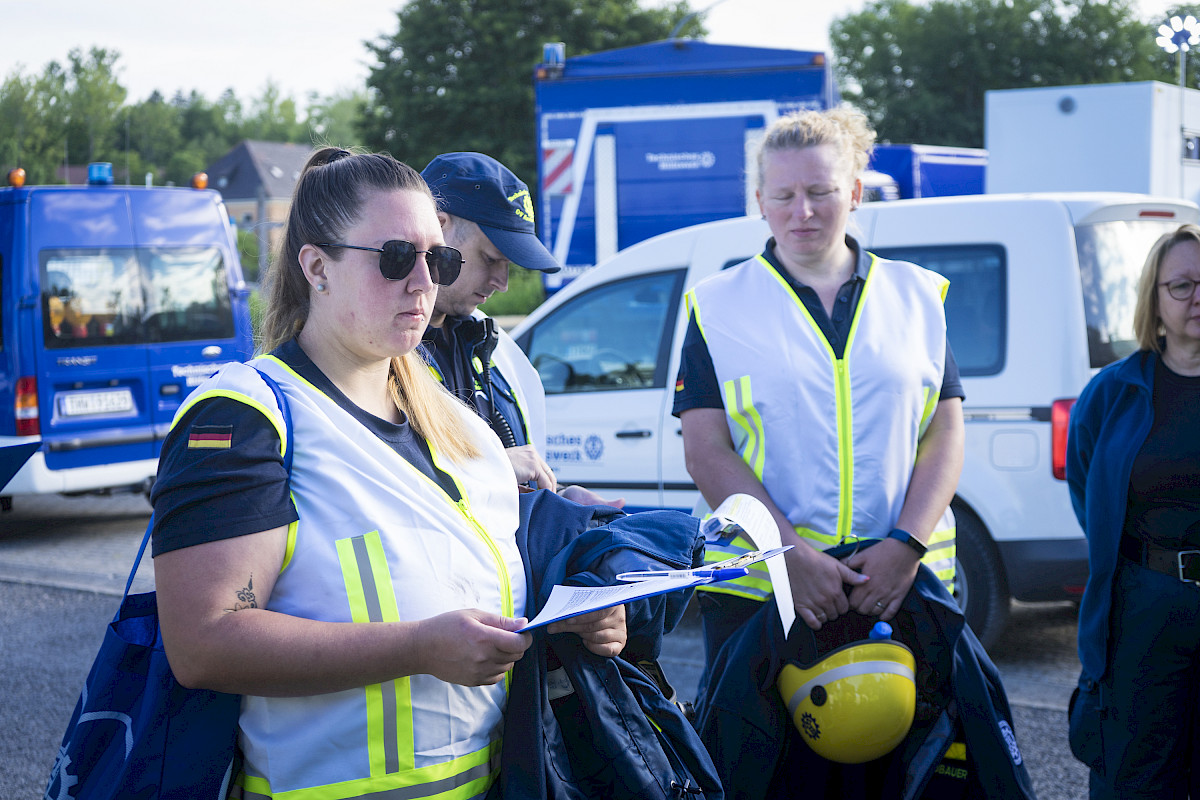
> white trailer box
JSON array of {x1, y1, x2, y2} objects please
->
[{"x1": 985, "y1": 81, "x2": 1200, "y2": 204}]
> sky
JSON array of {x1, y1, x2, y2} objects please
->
[
  {"x1": 1, "y1": 0, "x2": 864, "y2": 106},
  {"x1": 0, "y1": 0, "x2": 1181, "y2": 110}
]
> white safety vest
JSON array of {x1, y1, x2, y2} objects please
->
[
  {"x1": 176, "y1": 357, "x2": 524, "y2": 800},
  {"x1": 688, "y1": 252, "x2": 956, "y2": 598}
]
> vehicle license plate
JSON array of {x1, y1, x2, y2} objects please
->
[{"x1": 60, "y1": 389, "x2": 135, "y2": 417}]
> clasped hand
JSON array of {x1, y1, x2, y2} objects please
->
[{"x1": 790, "y1": 538, "x2": 920, "y2": 630}]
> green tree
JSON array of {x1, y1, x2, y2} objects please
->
[
  {"x1": 125, "y1": 92, "x2": 183, "y2": 182},
  {"x1": 242, "y1": 81, "x2": 307, "y2": 143},
  {"x1": 166, "y1": 89, "x2": 243, "y2": 185},
  {"x1": 361, "y1": 0, "x2": 701, "y2": 181},
  {"x1": 832, "y1": 0, "x2": 1167, "y2": 147},
  {"x1": 0, "y1": 69, "x2": 66, "y2": 183},
  {"x1": 63, "y1": 47, "x2": 128, "y2": 165},
  {"x1": 306, "y1": 88, "x2": 367, "y2": 148}
]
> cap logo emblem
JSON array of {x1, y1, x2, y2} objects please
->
[{"x1": 508, "y1": 189, "x2": 535, "y2": 223}]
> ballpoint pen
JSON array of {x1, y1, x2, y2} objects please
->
[{"x1": 616, "y1": 567, "x2": 750, "y2": 583}]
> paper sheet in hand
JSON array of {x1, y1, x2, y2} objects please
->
[
  {"x1": 708, "y1": 493, "x2": 796, "y2": 634},
  {"x1": 518, "y1": 575, "x2": 707, "y2": 632}
]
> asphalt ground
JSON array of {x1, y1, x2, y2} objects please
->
[{"x1": 0, "y1": 493, "x2": 1087, "y2": 798}]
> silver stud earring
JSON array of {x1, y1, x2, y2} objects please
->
[{"x1": 315, "y1": 282, "x2": 327, "y2": 293}]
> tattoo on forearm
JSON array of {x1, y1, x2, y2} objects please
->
[{"x1": 228, "y1": 574, "x2": 257, "y2": 612}]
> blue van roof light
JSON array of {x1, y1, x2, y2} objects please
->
[{"x1": 87, "y1": 163, "x2": 114, "y2": 185}]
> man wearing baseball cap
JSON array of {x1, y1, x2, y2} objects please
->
[{"x1": 421, "y1": 152, "x2": 623, "y2": 507}]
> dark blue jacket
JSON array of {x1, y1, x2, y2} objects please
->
[
  {"x1": 692, "y1": 541, "x2": 1036, "y2": 800},
  {"x1": 490, "y1": 489, "x2": 723, "y2": 800},
  {"x1": 1066, "y1": 350, "x2": 1157, "y2": 682}
]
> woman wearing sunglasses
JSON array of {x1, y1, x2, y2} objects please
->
[
  {"x1": 148, "y1": 148, "x2": 625, "y2": 799},
  {"x1": 1067, "y1": 223, "x2": 1200, "y2": 799}
]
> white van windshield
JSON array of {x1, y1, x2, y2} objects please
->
[
  {"x1": 41, "y1": 247, "x2": 234, "y2": 348},
  {"x1": 1075, "y1": 220, "x2": 1182, "y2": 368}
]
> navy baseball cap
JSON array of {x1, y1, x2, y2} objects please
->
[{"x1": 421, "y1": 152, "x2": 562, "y2": 274}]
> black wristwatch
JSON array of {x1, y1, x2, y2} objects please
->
[{"x1": 886, "y1": 528, "x2": 928, "y2": 558}]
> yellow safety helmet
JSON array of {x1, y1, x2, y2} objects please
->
[{"x1": 777, "y1": 624, "x2": 916, "y2": 764}]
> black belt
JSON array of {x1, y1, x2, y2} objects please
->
[{"x1": 1119, "y1": 536, "x2": 1200, "y2": 584}]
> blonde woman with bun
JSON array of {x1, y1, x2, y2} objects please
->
[{"x1": 674, "y1": 106, "x2": 965, "y2": 671}]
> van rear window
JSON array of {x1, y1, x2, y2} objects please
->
[
  {"x1": 41, "y1": 247, "x2": 234, "y2": 348},
  {"x1": 1075, "y1": 220, "x2": 1181, "y2": 368}
]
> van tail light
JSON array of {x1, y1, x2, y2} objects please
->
[
  {"x1": 1051, "y1": 398, "x2": 1076, "y2": 481},
  {"x1": 16, "y1": 376, "x2": 40, "y2": 436}
]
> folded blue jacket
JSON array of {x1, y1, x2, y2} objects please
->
[{"x1": 489, "y1": 489, "x2": 723, "y2": 800}]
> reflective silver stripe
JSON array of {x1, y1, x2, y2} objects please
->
[
  {"x1": 786, "y1": 661, "x2": 915, "y2": 718},
  {"x1": 351, "y1": 535, "x2": 401, "y2": 776},
  {"x1": 352, "y1": 536, "x2": 385, "y2": 621},
  {"x1": 924, "y1": 555, "x2": 955, "y2": 574},
  {"x1": 926, "y1": 538, "x2": 954, "y2": 555},
  {"x1": 356, "y1": 759, "x2": 494, "y2": 800},
  {"x1": 232, "y1": 759, "x2": 494, "y2": 800}
]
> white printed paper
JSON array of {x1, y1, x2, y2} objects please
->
[
  {"x1": 518, "y1": 575, "x2": 705, "y2": 632},
  {"x1": 709, "y1": 493, "x2": 796, "y2": 634}
]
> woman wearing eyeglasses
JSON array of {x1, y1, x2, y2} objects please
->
[
  {"x1": 149, "y1": 148, "x2": 625, "y2": 799},
  {"x1": 1067, "y1": 223, "x2": 1200, "y2": 799}
]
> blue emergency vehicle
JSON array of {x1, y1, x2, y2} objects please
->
[{"x1": 0, "y1": 163, "x2": 254, "y2": 508}]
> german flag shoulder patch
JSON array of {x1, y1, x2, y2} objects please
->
[{"x1": 188, "y1": 424, "x2": 233, "y2": 450}]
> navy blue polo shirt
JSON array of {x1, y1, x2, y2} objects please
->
[
  {"x1": 151, "y1": 339, "x2": 455, "y2": 557},
  {"x1": 673, "y1": 235, "x2": 965, "y2": 417}
]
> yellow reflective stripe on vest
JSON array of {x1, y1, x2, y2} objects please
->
[
  {"x1": 833, "y1": 359, "x2": 854, "y2": 542},
  {"x1": 697, "y1": 525, "x2": 956, "y2": 601},
  {"x1": 337, "y1": 533, "x2": 414, "y2": 776},
  {"x1": 424, "y1": 439, "x2": 516, "y2": 623},
  {"x1": 693, "y1": 533, "x2": 775, "y2": 600},
  {"x1": 233, "y1": 741, "x2": 499, "y2": 800},
  {"x1": 925, "y1": 524, "x2": 957, "y2": 592},
  {"x1": 280, "y1": 516, "x2": 299, "y2": 573},
  {"x1": 722, "y1": 376, "x2": 766, "y2": 480}
]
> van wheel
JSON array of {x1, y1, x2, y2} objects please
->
[{"x1": 953, "y1": 509, "x2": 1010, "y2": 651}]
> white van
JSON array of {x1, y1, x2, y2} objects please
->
[{"x1": 511, "y1": 192, "x2": 1199, "y2": 647}]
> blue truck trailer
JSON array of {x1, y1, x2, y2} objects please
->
[
  {"x1": 869, "y1": 143, "x2": 988, "y2": 199},
  {"x1": 533, "y1": 40, "x2": 837, "y2": 289}
]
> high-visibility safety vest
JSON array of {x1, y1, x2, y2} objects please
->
[
  {"x1": 687, "y1": 252, "x2": 956, "y2": 599},
  {"x1": 177, "y1": 357, "x2": 524, "y2": 800}
]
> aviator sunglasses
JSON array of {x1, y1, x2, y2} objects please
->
[{"x1": 315, "y1": 240, "x2": 463, "y2": 286}]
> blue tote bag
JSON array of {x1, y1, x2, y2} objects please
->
[{"x1": 46, "y1": 369, "x2": 292, "y2": 800}]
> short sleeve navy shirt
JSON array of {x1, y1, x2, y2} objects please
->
[
  {"x1": 672, "y1": 236, "x2": 965, "y2": 417},
  {"x1": 151, "y1": 339, "x2": 455, "y2": 556}
]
